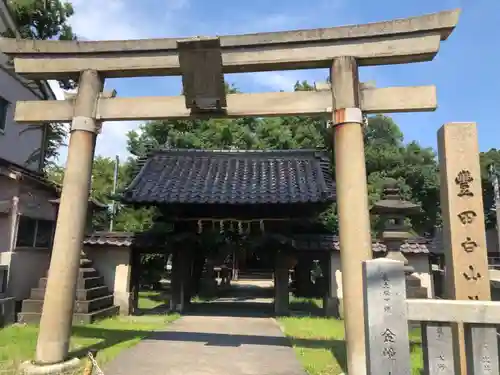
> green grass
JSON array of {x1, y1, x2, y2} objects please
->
[
  {"x1": 279, "y1": 298, "x2": 423, "y2": 375},
  {"x1": 0, "y1": 291, "x2": 179, "y2": 374},
  {"x1": 138, "y1": 290, "x2": 170, "y2": 310}
]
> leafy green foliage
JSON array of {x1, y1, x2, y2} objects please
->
[
  {"x1": 125, "y1": 82, "x2": 445, "y2": 236},
  {"x1": 364, "y1": 115, "x2": 441, "y2": 236},
  {"x1": 6, "y1": 0, "x2": 76, "y2": 40},
  {"x1": 46, "y1": 156, "x2": 155, "y2": 231},
  {"x1": 479, "y1": 148, "x2": 500, "y2": 228},
  {"x1": 6, "y1": 0, "x2": 78, "y2": 168},
  {"x1": 49, "y1": 81, "x2": 498, "y2": 244}
]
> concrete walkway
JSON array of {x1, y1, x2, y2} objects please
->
[{"x1": 104, "y1": 312, "x2": 306, "y2": 375}]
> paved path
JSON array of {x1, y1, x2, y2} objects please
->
[{"x1": 104, "y1": 313, "x2": 306, "y2": 375}]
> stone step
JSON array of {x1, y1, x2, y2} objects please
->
[
  {"x1": 18, "y1": 305, "x2": 119, "y2": 325},
  {"x1": 79, "y1": 268, "x2": 99, "y2": 278},
  {"x1": 38, "y1": 276, "x2": 104, "y2": 290},
  {"x1": 406, "y1": 277, "x2": 423, "y2": 287},
  {"x1": 43, "y1": 268, "x2": 98, "y2": 279},
  {"x1": 80, "y1": 258, "x2": 93, "y2": 267},
  {"x1": 77, "y1": 285, "x2": 110, "y2": 300},
  {"x1": 237, "y1": 272, "x2": 273, "y2": 280},
  {"x1": 30, "y1": 285, "x2": 110, "y2": 301},
  {"x1": 21, "y1": 294, "x2": 114, "y2": 314}
]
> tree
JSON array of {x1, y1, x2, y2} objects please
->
[
  {"x1": 46, "y1": 156, "x2": 154, "y2": 231},
  {"x1": 126, "y1": 83, "x2": 441, "y2": 237},
  {"x1": 127, "y1": 82, "x2": 327, "y2": 156},
  {"x1": 6, "y1": 0, "x2": 76, "y2": 40},
  {"x1": 480, "y1": 148, "x2": 500, "y2": 229},
  {"x1": 5, "y1": 0, "x2": 77, "y2": 168},
  {"x1": 363, "y1": 115, "x2": 440, "y2": 236}
]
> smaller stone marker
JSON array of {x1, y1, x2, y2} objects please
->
[
  {"x1": 422, "y1": 322, "x2": 455, "y2": 375},
  {"x1": 362, "y1": 258, "x2": 411, "y2": 375},
  {"x1": 464, "y1": 324, "x2": 499, "y2": 375}
]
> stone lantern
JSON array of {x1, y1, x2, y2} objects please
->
[
  {"x1": 370, "y1": 179, "x2": 427, "y2": 299},
  {"x1": 370, "y1": 179, "x2": 420, "y2": 270}
]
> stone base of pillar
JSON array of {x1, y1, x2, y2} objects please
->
[
  {"x1": 19, "y1": 358, "x2": 80, "y2": 375},
  {"x1": 114, "y1": 291, "x2": 132, "y2": 316},
  {"x1": 322, "y1": 296, "x2": 340, "y2": 318}
]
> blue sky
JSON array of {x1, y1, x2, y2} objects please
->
[{"x1": 51, "y1": 0, "x2": 498, "y2": 163}]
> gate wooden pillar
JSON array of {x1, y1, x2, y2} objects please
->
[
  {"x1": 35, "y1": 70, "x2": 104, "y2": 365},
  {"x1": 331, "y1": 56, "x2": 373, "y2": 375},
  {"x1": 274, "y1": 251, "x2": 290, "y2": 316}
]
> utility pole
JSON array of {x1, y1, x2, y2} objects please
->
[
  {"x1": 489, "y1": 164, "x2": 500, "y2": 254},
  {"x1": 109, "y1": 155, "x2": 120, "y2": 232}
]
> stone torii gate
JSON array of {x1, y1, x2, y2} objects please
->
[{"x1": 0, "y1": 9, "x2": 460, "y2": 375}]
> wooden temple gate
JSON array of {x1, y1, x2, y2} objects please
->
[{"x1": 0, "y1": 8, "x2": 478, "y2": 375}]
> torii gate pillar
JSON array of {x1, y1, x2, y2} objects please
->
[
  {"x1": 332, "y1": 56, "x2": 373, "y2": 375},
  {"x1": 35, "y1": 70, "x2": 103, "y2": 365}
]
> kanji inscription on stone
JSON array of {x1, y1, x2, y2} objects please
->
[
  {"x1": 462, "y1": 265, "x2": 481, "y2": 281},
  {"x1": 438, "y1": 122, "x2": 494, "y2": 374},
  {"x1": 461, "y1": 237, "x2": 478, "y2": 253},
  {"x1": 422, "y1": 322, "x2": 455, "y2": 375},
  {"x1": 455, "y1": 170, "x2": 474, "y2": 197},
  {"x1": 457, "y1": 210, "x2": 477, "y2": 224},
  {"x1": 464, "y1": 324, "x2": 499, "y2": 375},
  {"x1": 362, "y1": 259, "x2": 411, "y2": 375}
]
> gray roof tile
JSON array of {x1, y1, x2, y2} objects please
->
[{"x1": 122, "y1": 149, "x2": 335, "y2": 205}]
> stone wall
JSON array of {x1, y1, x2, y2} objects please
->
[{"x1": 0, "y1": 248, "x2": 50, "y2": 301}]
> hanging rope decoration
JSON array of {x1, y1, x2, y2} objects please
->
[{"x1": 193, "y1": 219, "x2": 269, "y2": 235}]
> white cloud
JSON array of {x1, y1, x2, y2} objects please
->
[
  {"x1": 69, "y1": 0, "x2": 144, "y2": 40},
  {"x1": 48, "y1": 80, "x2": 141, "y2": 164},
  {"x1": 248, "y1": 72, "x2": 300, "y2": 91},
  {"x1": 94, "y1": 121, "x2": 141, "y2": 160},
  {"x1": 167, "y1": 0, "x2": 190, "y2": 11},
  {"x1": 244, "y1": 70, "x2": 328, "y2": 92},
  {"x1": 50, "y1": 0, "x2": 158, "y2": 164}
]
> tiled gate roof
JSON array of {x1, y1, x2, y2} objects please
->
[{"x1": 122, "y1": 149, "x2": 335, "y2": 205}]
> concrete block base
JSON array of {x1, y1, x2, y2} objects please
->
[
  {"x1": 323, "y1": 296, "x2": 340, "y2": 318},
  {"x1": 19, "y1": 358, "x2": 80, "y2": 375}
]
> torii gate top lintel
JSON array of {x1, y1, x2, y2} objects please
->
[
  {"x1": 1, "y1": 9, "x2": 459, "y2": 54},
  {"x1": 0, "y1": 8, "x2": 460, "y2": 79},
  {"x1": 1, "y1": 8, "x2": 460, "y2": 125}
]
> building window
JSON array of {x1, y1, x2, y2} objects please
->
[
  {"x1": 0, "y1": 97, "x2": 8, "y2": 134},
  {"x1": 16, "y1": 216, "x2": 55, "y2": 248}
]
